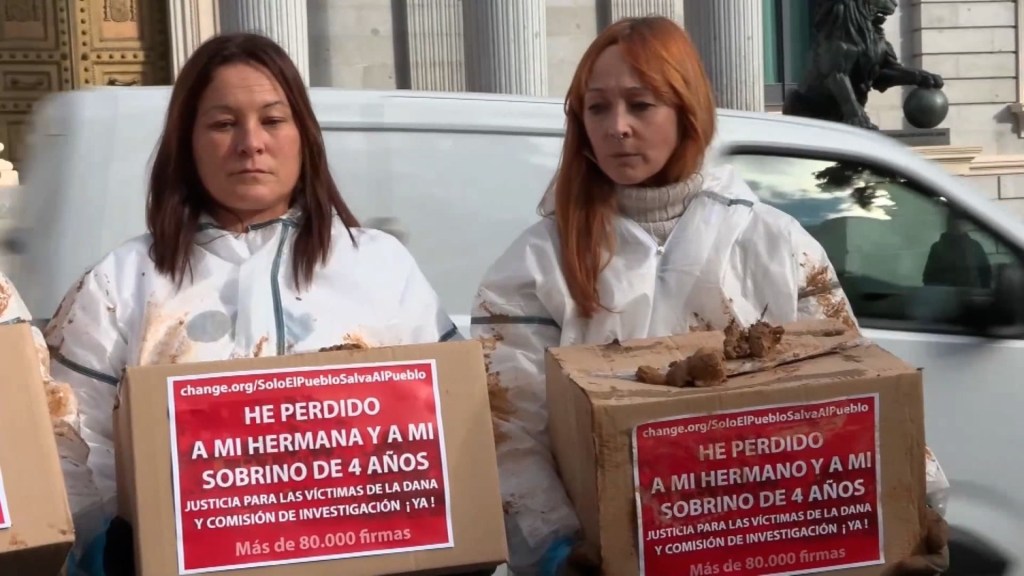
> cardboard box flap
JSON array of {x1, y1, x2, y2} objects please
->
[{"x1": 549, "y1": 319, "x2": 914, "y2": 405}]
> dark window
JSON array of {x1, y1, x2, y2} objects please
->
[
  {"x1": 764, "y1": 0, "x2": 814, "y2": 107},
  {"x1": 729, "y1": 152, "x2": 1024, "y2": 336}
]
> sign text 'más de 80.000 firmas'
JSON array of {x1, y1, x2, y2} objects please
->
[
  {"x1": 167, "y1": 360, "x2": 452, "y2": 574},
  {"x1": 633, "y1": 395, "x2": 882, "y2": 576}
]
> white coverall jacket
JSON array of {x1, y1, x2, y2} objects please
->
[
  {"x1": 44, "y1": 212, "x2": 459, "y2": 564},
  {"x1": 470, "y1": 164, "x2": 945, "y2": 574}
]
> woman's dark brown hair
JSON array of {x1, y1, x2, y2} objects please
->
[
  {"x1": 147, "y1": 32, "x2": 359, "y2": 289},
  {"x1": 545, "y1": 17, "x2": 716, "y2": 318}
]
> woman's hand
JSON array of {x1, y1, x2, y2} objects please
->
[{"x1": 882, "y1": 507, "x2": 950, "y2": 576}]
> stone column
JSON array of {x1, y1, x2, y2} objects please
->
[
  {"x1": 168, "y1": 0, "x2": 221, "y2": 78},
  {"x1": 684, "y1": 0, "x2": 764, "y2": 112},
  {"x1": 392, "y1": 0, "x2": 465, "y2": 91},
  {"x1": 218, "y1": 0, "x2": 309, "y2": 82},
  {"x1": 463, "y1": 0, "x2": 548, "y2": 96},
  {"x1": 599, "y1": 0, "x2": 684, "y2": 28}
]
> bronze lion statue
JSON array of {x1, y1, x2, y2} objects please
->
[{"x1": 782, "y1": 0, "x2": 943, "y2": 130}]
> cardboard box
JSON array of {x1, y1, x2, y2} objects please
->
[
  {"x1": 114, "y1": 339, "x2": 506, "y2": 575},
  {"x1": 0, "y1": 323, "x2": 75, "y2": 573},
  {"x1": 546, "y1": 320, "x2": 927, "y2": 576}
]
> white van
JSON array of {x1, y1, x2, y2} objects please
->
[{"x1": 6, "y1": 87, "x2": 1022, "y2": 575}]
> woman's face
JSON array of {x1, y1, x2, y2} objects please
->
[
  {"x1": 192, "y1": 62, "x2": 302, "y2": 227},
  {"x1": 582, "y1": 45, "x2": 679, "y2": 186}
]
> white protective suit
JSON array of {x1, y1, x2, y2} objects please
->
[
  {"x1": 44, "y1": 211, "x2": 460, "y2": 561},
  {"x1": 471, "y1": 164, "x2": 947, "y2": 574}
]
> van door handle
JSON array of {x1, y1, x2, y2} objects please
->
[{"x1": 364, "y1": 217, "x2": 408, "y2": 245}]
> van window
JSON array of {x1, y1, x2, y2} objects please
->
[
  {"x1": 320, "y1": 126, "x2": 563, "y2": 323},
  {"x1": 728, "y1": 153, "x2": 1024, "y2": 336}
]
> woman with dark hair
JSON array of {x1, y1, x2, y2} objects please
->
[
  {"x1": 44, "y1": 33, "x2": 459, "y2": 574},
  {"x1": 472, "y1": 16, "x2": 949, "y2": 576}
]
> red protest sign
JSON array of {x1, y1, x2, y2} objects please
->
[
  {"x1": 167, "y1": 360, "x2": 452, "y2": 574},
  {"x1": 633, "y1": 395, "x2": 882, "y2": 576},
  {"x1": 0, "y1": 465, "x2": 10, "y2": 530}
]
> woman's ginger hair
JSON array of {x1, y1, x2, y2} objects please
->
[{"x1": 543, "y1": 17, "x2": 716, "y2": 318}]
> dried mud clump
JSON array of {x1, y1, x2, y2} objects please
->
[
  {"x1": 319, "y1": 342, "x2": 367, "y2": 352},
  {"x1": 46, "y1": 382, "x2": 76, "y2": 421},
  {"x1": 747, "y1": 321, "x2": 785, "y2": 357},
  {"x1": 635, "y1": 365, "x2": 667, "y2": 386},
  {"x1": 723, "y1": 321, "x2": 750, "y2": 359},
  {"x1": 803, "y1": 263, "x2": 857, "y2": 329},
  {"x1": 480, "y1": 331, "x2": 514, "y2": 447},
  {"x1": 723, "y1": 319, "x2": 785, "y2": 359},
  {"x1": 666, "y1": 347, "x2": 728, "y2": 388},
  {"x1": 635, "y1": 319, "x2": 785, "y2": 389},
  {"x1": 637, "y1": 347, "x2": 727, "y2": 388},
  {"x1": 0, "y1": 278, "x2": 11, "y2": 318},
  {"x1": 252, "y1": 335, "x2": 269, "y2": 357},
  {"x1": 320, "y1": 334, "x2": 371, "y2": 352}
]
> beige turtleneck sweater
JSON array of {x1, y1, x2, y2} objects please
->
[{"x1": 617, "y1": 180, "x2": 693, "y2": 246}]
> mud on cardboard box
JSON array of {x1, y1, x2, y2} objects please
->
[
  {"x1": 0, "y1": 323, "x2": 75, "y2": 574},
  {"x1": 545, "y1": 319, "x2": 928, "y2": 576}
]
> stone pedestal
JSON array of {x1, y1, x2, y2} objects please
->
[
  {"x1": 393, "y1": 0, "x2": 465, "y2": 91},
  {"x1": 882, "y1": 128, "x2": 951, "y2": 148},
  {"x1": 916, "y1": 145, "x2": 983, "y2": 176},
  {"x1": 218, "y1": 0, "x2": 309, "y2": 82},
  {"x1": 684, "y1": 0, "x2": 763, "y2": 112},
  {"x1": 463, "y1": 0, "x2": 548, "y2": 96},
  {"x1": 599, "y1": 0, "x2": 684, "y2": 28}
]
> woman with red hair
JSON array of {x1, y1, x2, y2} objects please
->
[{"x1": 471, "y1": 16, "x2": 948, "y2": 576}]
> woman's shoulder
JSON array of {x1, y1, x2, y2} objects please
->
[
  {"x1": 477, "y1": 217, "x2": 562, "y2": 287},
  {"x1": 45, "y1": 233, "x2": 155, "y2": 333},
  {"x1": 734, "y1": 202, "x2": 829, "y2": 270},
  {"x1": 746, "y1": 202, "x2": 804, "y2": 234},
  {"x1": 65, "y1": 233, "x2": 156, "y2": 297},
  {"x1": 345, "y1": 226, "x2": 412, "y2": 259},
  {"x1": 328, "y1": 225, "x2": 426, "y2": 281},
  {"x1": 704, "y1": 163, "x2": 808, "y2": 237},
  {"x1": 502, "y1": 217, "x2": 559, "y2": 255},
  {"x1": 92, "y1": 233, "x2": 154, "y2": 273}
]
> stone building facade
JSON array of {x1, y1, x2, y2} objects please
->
[
  {"x1": 903, "y1": 0, "x2": 1024, "y2": 209},
  {"x1": 2, "y1": 0, "x2": 1024, "y2": 211}
]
